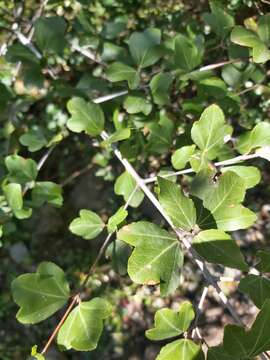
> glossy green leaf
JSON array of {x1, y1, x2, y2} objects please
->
[
  {"x1": 231, "y1": 26, "x2": 260, "y2": 48},
  {"x1": 223, "y1": 299, "x2": 270, "y2": 358},
  {"x1": 5, "y1": 155, "x2": 38, "y2": 184},
  {"x1": 158, "y1": 177, "x2": 197, "y2": 231},
  {"x1": 105, "y1": 62, "x2": 140, "y2": 89},
  {"x1": 123, "y1": 93, "x2": 152, "y2": 115},
  {"x1": 12, "y1": 262, "x2": 70, "y2": 324},
  {"x1": 157, "y1": 339, "x2": 201, "y2": 360},
  {"x1": 128, "y1": 28, "x2": 162, "y2": 68},
  {"x1": 34, "y1": 16, "x2": 66, "y2": 54},
  {"x1": 107, "y1": 206, "x2": 128, "y2": 233},
  {"x1": 239, "y1": 274, "x2": 270, "y2": 308},
  {"x1": 69, "y1": 209, "x2": 105, "y2": 240},
  {"x1": 171, "y1": 145, "x2": 196, "y2": 170},
  {"x1": 258, "y1": 14, "x2": 270, "y2": 45},
  {"x1": 174, "y1": 34, "x2": 202, "y2": 71},
  {"x1": 117, "y1": 221, "x2": 183, "y2": 296},
  {"x1": 252, "y1": 41, "x2": 270, "y2": 63},
  {"x1": 3, "y1": 183, "x2": 23, "y2": 212},
  {"x1": 146, "y1": 301, "x2": 195, "y2": 341},
  {"x1": 101, "y1": 128, "x2": 131, "y2": 147},
  {"x1": 221, "y1": 166, "x2": 261, "y2": 189},
  {"x1": 191, "y1": 171, "x2": 256, "y2": 231},
  {"x1": 236, "y1": 122, "x2": 270, "y2": 154},
  {"x1": 114, "y1": 171, "x2": 144, "y2": 208},
  {"x1": 191, "y1": 104, "x2": 232, "y2": 160},
  {"x1": 19, "y1": 129, "x2": 47, "y2": 152},
  {"x1": 57, "y1": 297, "x2": 111, "y2": 351},
  {"x1": 67, "y1": 97, "x2": 104, "y2": 136},
  {"x1": 31, "y1": 182, "x2": 63, "y2": 207},
  {"x1": 193, "y1": 229, "x2": 248, "y2": 271},
  {"x1": 256, "y1": 250, "x2": 270, "y2": 272},
  {"x1": 150, "y1": 73, "x2": 173, "y2": 105}
]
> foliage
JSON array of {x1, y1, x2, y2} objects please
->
[{"x1": 1, "y1": 0, "x2": 270, "y2": 359}]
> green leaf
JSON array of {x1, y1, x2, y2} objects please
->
[
  {"x1": 258, "y1": 14, "x2": 270, "y2": 46},
  {"x1": 207, "y1": 346, "x2": 238, "y2": 360},
  {"x1": 67, "y1": 97, "x2": 104, "y2": 136},
  {"x1": 150, "y1": 73, "x2": 173, "y2": 105},
  {"x1": 171, "y1": 145, "x2": 196, "y2": 170},
  {"x1": 117, "y1": 221, "x2": 183, "y2": 296},
  {"x1": 6, "y1": 43, "x2": 39, "y2": 64},
  {"x1": 3, "y1": 183, "x2": 23, "y2": 212},
  {"x1": 107, "y1": 206, "x2": 128, "y2": 233},
  {"x1": 198, "y1": 77, "x2": 228, "y2": 99},
  {"x1": 12, "y1": 262, "x2": 70, "y2": 324},
  {"x1": 157, "y1": 339, "x2": 201, "y2": 360},
  {"x1": 237, "y1": 122, "x2": 270, "y2": 154},
  {"x1": 193, "y1": 229, "x2": 248, "y2": 271},
  {"x1": 5, "y1": 155, "x2": 38, "y2": 184},
  {"x1": 31, "y1": 345, "x2": 45, "y2": 360},
  {"x1": 158, "y1": 177, "x2": 197, "y2": 231},
  {"x1": 147, "y1": 112, "x2": 174, "y2": 154},
  {"x1": 57, "y1": 297, "x2": 111, "y2": 351},
  {"x1": 221, "y1": 166, "x2": 261, "y2": 189},
  {"x1": 203, "y1": 0, "x2": 235, "y2": 38},
  {"x1": 31, "y1": 182, "x2": 63, "y2": 207},
  {"x1": 123, "y1": 93, "x2": 152, "y2": 115},
  {"x1": 174, "y1": 34, "x2": 202, "y2": 71},
  {"x1": 128, "y1": 28, "x2": 162, "y2": 68},
  {"x1": 106, "y1": 239, "x2": 131, "y2": 275},
  {"x1": 114, "y1": 171, "x2": 144, "y2": 208},
  {"x1": 191, "y1": 171, "x2": 256, "y2": 231},
  {"x1": 231, "y1": 26, "x2": 260, "y2": 48},
  {"x1": 252, "y1": 41, "x2": 270, "y2": 63},
  {"x1": 19, "y1": 129, "x2": 47, "y2": 152},
  {"x1": 146, "y1": 301, "x2": 195, "y2": 341},
  {"x1": 239, "y1": 274, "x2": 270, "y2": 308},
  {"x1": 34, "y1": 16, "x2": 66, "y2": 55},
  {"x1": 101, "y1": 128, "x2": 131, "y2": 147},
  {"x1": 191, "y1": 104, "x2": 232, "y2": 160},
  {"x1": 69, "y1": 209, "x2": 105, "y2": 240},
  {"x1": 223, "y1": 299, "x2": 270, "y2": 358},
  {"x1": 105, "y1": 62, "x2": 140, "y2": 89},
  {"x1": 256, "y1": 250, "x2": 270, "y2": 272}
]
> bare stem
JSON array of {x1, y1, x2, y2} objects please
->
[
  {"x1": 144, "y1": 153, "x2": 260, "y2": 184},
  {"x1": 41, "y1": 294, "x2": 80, "y2": 355}
]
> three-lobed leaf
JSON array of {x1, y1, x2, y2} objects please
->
[
  {"x1": 5, "y1": 155, "x2": 38, "y2": 184},
  {"x1": 157, "y1": 339, "x2": 202, "y2": 360},
  {"x1": 67, "y1": 97, "x2": 104, "y2": 136},
  {"x1": 158, "y1": 177, "x2": 196, "y2": 231},
  {"x1": 12, "y1": 262, "x2": 70, "y2": 324},
  {"x1": 105, "y1": 62, "x2": 140, "y2": 89},
  {"x1": 193, "y1": 229, "x2": 248, "y2": 271},
  {"x1": 146, "y1": 301, "x2": 195, "y2": 341},
  {"x1": 57, "y1": 297, "x2": 111, "y2": 351},
  {"x1": 128, "y1": 28, "x2": 162, "y2": 68},
  {"x1": 69, "y1": 209, "x2": 105, "y2": 240},
  {"x1": 191, "y1": 104, "x2": 232, "y2": 161},
  {"x1": 117, "y1": 221, "x2": 183, "y2": 296}
]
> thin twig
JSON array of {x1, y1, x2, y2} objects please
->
[
  {"x1": 192, "y1": 286, "x2": 208, "y2": 339},
  {"x1": 80, "y1": 184, "x2": 138, "y2": 289},
  {"x1": 41, "y1": 294, "x2": 80, "y2": 355},
  {"x1": 61, "y1": 163, "x2": 93, "y2": 187},
  {"x1": 144, "y1": 153, "x2": 260, "y2": 184}
]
